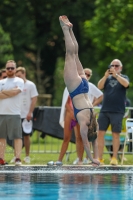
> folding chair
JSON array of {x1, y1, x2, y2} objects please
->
[{"x1": 121, "y1": 118, "x2": 133, "y2": 165}]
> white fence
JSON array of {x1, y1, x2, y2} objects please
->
[{"x1": 6, "y1": 106, "x2": 133, "y2": 160}]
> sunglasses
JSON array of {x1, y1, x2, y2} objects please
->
[
  {"x1": 110, "y1": 65, "x2": 120, "y2": 67},
  {"x1": 85, "y1": 73, "x2": 91, "y2": 77},
  {"x1": 6, "y1": 67, "x2": 15, "y2": 70}
]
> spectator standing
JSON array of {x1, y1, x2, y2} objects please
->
[
  {"x1": 106, "y1": 96, "x2": 131, "y2": 160},
  {"x1": 97, "y1": 59, "x2": 129, "y2": 165},
  {"x1": 1, "y1": 69, "x2": 7, "y2": 79},
  {"x1": 10, "y1": 67, "x2": 38, "y2": 164},
  {"x1": 0, "y1": 60, "x2": 24, "y2": 165}
]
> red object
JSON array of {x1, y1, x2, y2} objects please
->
[{"x1": 0, "y1": 158, "x2": 6, "y2": 165}]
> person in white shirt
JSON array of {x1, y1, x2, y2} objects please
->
[
  {"x1": 10, "y1": 67, "x2": 38, "y2": 164},
  {"x1": 0, "y1": 60, "x2": 24, "y2": 166}
]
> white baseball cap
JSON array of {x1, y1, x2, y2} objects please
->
[{"x1": 22, "y1": 119, "x2": 32, "y2": 134}]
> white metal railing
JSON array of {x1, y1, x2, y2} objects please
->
[
  {"x1": 6, "y1": 131, "x2": 76, "y2": 161},
  {"x1": 6, "y1": 107, "x2": 133, "y2": 160}
]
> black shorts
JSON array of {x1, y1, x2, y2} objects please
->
[{"x1": 98, "y1": 112, "x2": 124, "y2": 133}]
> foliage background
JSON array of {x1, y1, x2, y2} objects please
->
[{"x1": 0, "y1": 0, "x2": 133, "y2": 106}]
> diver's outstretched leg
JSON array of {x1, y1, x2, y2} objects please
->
[
  {"x1": 59, "y1": 15, "x2": 81, "y2": 92},
  {"x1": 69, "y1": 28, "x2": 85, "y2": 78}
]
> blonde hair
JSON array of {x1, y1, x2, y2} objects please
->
[
  {"x1": 84, "y1": 68, "x2": 92, "y2": 75},
  {"x1": 16, "y1": 66, "x2": 26, "y2": 74},
  {"x1": 6, "y1": 60, "x2": 16, "y2": 68}
]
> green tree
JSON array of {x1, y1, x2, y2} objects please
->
[
  {"x1": 1, "y1": 0, "x2": 133, "y2": 104},
  {"x1": 0, "y1": 0, "x2": 96, "y2": 105},
  {"x1": 83, "y1": 0, "x2": 133, "y2": 104},
  {"x1": 0, "y1": 24, "x2": 13, "y2": 68}
]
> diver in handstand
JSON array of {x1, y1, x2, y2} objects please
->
[{"x1": 59, "y1": 15, "x2": 100, "y2": 166}]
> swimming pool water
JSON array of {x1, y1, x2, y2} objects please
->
[{"x1": 0, "y1": 166, "x2": 133, "y2": 200}]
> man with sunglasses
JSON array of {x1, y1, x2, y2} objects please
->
[
  {"x1": 97, "y1": 59, "x2": 129, "y2": 165},
  {"x1": 0, "y1": 60, "x2": 24, "y2": 165}
]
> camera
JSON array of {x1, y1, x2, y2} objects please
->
[{"x1": 108, "y1": 65, "x2": 112, "y2": 74}]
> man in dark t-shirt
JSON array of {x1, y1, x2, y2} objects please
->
[{"x1": 97, "y1": 59, "x2": 129, "y2": 165}]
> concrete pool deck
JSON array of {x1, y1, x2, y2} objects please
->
[{"x1": 0, "y1": 165, "x2": 133, "y2": 174}]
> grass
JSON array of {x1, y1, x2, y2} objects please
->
[{"x1": 4, "y1": 131, "x2": 133, "y2": 165}]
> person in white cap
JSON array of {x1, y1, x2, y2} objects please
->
[{"x1": 10, "y1": 67, "x2": 38, "y2": 164}]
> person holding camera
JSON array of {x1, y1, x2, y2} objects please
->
[{"x1": 97, "y1": 59, "x2": 129, "y2": 165}]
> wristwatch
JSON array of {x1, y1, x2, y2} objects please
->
[{"x1": 116, "y1": 73, "x2": 119, "y2": 79}]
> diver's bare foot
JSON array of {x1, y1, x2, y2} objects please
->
[{"x1": 59, "y1": 15, "x2": 73, "y2": 28}]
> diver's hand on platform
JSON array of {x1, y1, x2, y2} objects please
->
[{"x1": 92, "y1": 159, "x2": 100, "y2": 166}]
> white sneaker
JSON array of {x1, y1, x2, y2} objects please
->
[
  {"x1": 15, "y1": 158, "x2": 22, "y2": 166},
  {"x1": 83, "y1": 158, "x2": 91, "y2": 164},
  {"x1": 47, "y1": 161, "x2": 63, "y2": 166},
  {"x1": 73, "y1": 158, "x2": 79, "y2": 165},
  {"x1": 24, "y1": 156, "x2": 30, "y2": 164},
  {"x1": 10, "y1": 157, "x2": 16, "y2": 163}
]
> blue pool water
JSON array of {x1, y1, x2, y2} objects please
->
[{"x1": 0, "y1": 166, "x2": 133, "y2": 200}]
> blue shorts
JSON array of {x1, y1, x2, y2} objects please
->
[{"x1": 98, "y1": 112, "x2": 124, "y2": 133}]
